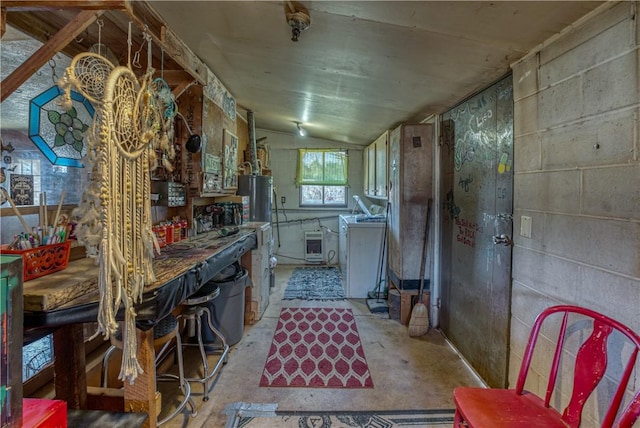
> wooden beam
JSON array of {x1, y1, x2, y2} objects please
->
[
  {"x1": 159, "y1": 69, "x2": 193, "y2": 86},
  {"x1": 1, "y1": 8, "x2": 6, "y2": 38},
  {"x1": 123, "y1": 328, "x2": 157, "y2": 428},
  {"x1": 1, "y1": 1, "x2": 125, "y2": 11},
  {"x1": 122, "y1": 0, "x2": 207, "y2": 85},
  {"x1": 0, "y1": 9, "x2": 101, "y2": 102},
  {"x1": 54, "y1": 324, "x2": 88, "y2": 409}
]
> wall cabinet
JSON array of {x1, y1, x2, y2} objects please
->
[
  {"x1": 387, "y1": 123, "x2": 433, "y2": 289},
  {"x1": 363, "y1": 131, "x2": 388, "y2": 199},
  {"x1": 364, "y1": 145, "x2": 376, "y2": 196}
]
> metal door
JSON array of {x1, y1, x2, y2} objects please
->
[{"x1": 439, "y1": 76, "x2": 514, "y2": 388}]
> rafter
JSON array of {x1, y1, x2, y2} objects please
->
[
  {"x1": 1, "y1": 9, "x2": 101, "y2": 102},
  {"x1": 1, "y1": 1, "x2": 125, "y2": 11}
]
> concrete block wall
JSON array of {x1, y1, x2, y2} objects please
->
[
  {"x1": 255, "y1": 129, "x2": 366, "y2": 265},
  {"x1": 511, "y1": 1, "x2": 640, "y2": 421}
]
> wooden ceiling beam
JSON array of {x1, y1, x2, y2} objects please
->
[
  {"x1": 159, "y1": 70, "x2": 193, "y2": 85},
  {"x1": 2, "y1": 1, "x2": 125, "y2": 11},
  {"x1": 1, "y1": 8, "x2": 6, "y2": 38},
  {"x1": 1, "y1": 9, "x2": 101, "y2": 102},
  {"x1": 123, "y1": 0, "x2": 207, "y2": 85}
]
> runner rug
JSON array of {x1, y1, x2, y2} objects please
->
[
  {"x1": 236, "y1": 409, "x2": 456, "y2": 428},
  {"x1": 259, "y1": 307, "x2": 373, "y2": 388},
  {"x1": 283, "y1": 267, "x2": 345, "y2": 300}
]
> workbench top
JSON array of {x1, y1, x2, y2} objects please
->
[{"x1": 23, "y1": 230, "x2": 257, "y2": 336}]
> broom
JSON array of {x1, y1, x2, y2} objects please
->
[{"x1": 408, "y1": 198, "x2": 432, "y2": 337}]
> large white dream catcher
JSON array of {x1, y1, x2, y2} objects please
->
[{"x1": 61, "y1": 22, "x2": 174, "y2": 383}]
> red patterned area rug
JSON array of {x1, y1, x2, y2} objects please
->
[{"x1": 259, "y1": 307, "x2": 374, "y2": 388}]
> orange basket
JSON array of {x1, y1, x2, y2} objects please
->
[{"x1": 0, "y1": 241, "x2": 71, "y2": 281}]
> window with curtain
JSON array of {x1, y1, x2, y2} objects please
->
[{"x1": 297, "y1": 149, "x2": 348, "y2": 207}]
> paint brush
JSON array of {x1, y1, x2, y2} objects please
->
[
  {"x1": 43, "y1": 192, "x2": 48, "y2": 235},
  {"x1": 8, "y1": 194, "x2": 31, "y2": 234},
  {"x1": 39, "y1": 193, "x2": 44, "y2": 229},
  {"x1": 50, "y1": 190, "x2": 66, "y2": 241}
]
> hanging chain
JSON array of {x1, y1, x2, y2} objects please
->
[
  {"x1": 132, "y1": 25, "x2": 151, "y2": 69},
  {"x1": 49, "y1": 58, "x2": 58, "y2": 84},
  {"x1": 97, "y1": 18, "x2": 104, "y2": 56},
  {"x1": 161, "y1": 48, "x2": 164, "y2": 79},
  {"x1": 127, "y1": 21, "x2": 133, "y2": 68}
]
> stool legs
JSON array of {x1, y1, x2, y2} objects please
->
[
  {"x1": 100, "y1": 324, "x2": 197, "y2": 425},
  {"x1": 156, "y1": 329, "x2": 197, "y2": 425},
  {"x1": 179, "y1": 306, "x2": 230, "y2": 401}
]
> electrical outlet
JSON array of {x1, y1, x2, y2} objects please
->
[{"x1": 281, "y1": 196, "x2": 286, "y2": 204}]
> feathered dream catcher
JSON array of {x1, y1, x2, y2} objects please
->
[{"x1": 59, "y1": 21, "x2": 176, "y2": 383}]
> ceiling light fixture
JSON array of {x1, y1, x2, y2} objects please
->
[
  {"x1": 296, "y1": 122, "x2": 307, "y2": 137},
  {"x1": 285, "y1": 1, "x2": 310, "y2": 42}
]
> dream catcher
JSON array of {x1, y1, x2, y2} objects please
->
[
  {"x1": 146, "y1": 49, "x2": 178, "y2": 173},
  {"x1": 59, "y1": 21, "x2": 115, "y2": 106},
  {"x1": 67, "y1": 21, "x2": 161, "y2": 383}
]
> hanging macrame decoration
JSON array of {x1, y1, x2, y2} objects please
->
[{"x1": 64, "y1": 22, "x2": 168, "y2": 383}]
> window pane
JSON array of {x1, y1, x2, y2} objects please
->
[
  {"x1": 23, "y1": 335, "x2": 53, "y2": 381},
  {"x1": 300, "y1": 151, "x2": 324, "y2": 183},
  {"x1": 298, "y1": 149, "x2": 348, "y2": 185},
  {"x1": 301, "y1": 185, "x2": 323, "y2": 205},
  {"x1": 324, "y1": 152, "x2": 347, "y2": 184},
  {"x1": 323, "y1": 186, "x2": 346, "y2": 205},
  {"x1": 300, "y1": 185, "x2": 346, "y2": 207}
]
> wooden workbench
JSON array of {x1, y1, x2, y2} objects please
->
[{"x1": 22, "y1": 230, "x2": 256, "y2": 428}]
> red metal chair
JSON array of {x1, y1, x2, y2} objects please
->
[{"x1": 453, "y1": 305, "x2": 640, "y2": 427}]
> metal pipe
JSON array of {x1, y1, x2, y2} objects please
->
[
  {"x1": 430, "y1": 116, "x2": 441, "y2": 329},
  {"x1": 247, "y1": 110, "x2": 259, "y2": 174}
]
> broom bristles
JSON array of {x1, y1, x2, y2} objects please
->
[{"x1": 408, "y1": 302, "x2": 429, "y2": 337}]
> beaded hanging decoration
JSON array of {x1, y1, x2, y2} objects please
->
[{"x1": 63, "y1": 22, "x2": 172, "y2": 383}]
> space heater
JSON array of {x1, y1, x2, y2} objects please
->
[{"x1": 304, "y1": 231, "x2": 323, "y2": 262}]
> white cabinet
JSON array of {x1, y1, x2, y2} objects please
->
[
  {"x1": 339, "y1": 215, "x2": 386, "y2": 298},
  {"x1": 363, "y1": 131, "x2": 388, "y2": 199},
  {"x1": 374, "y1": 132, "x2": 388, "y2": 197},
  {"x1": 242, "y1": 222, "x2": 271, "y2": 322}
]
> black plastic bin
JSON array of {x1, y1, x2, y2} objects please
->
[{"x1": 202, "y1": 263, "x2": 250, "y2": 346}]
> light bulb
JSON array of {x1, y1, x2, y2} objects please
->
[{"x1": 297, "y1": 123, "x2": 307, "y2": 136}]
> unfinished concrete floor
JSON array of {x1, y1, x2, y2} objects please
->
[{"x1": 160, "y1": 265, "x2": 483, "y2": 427}]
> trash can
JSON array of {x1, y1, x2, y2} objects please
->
[{"x1": 202, "y1": 262, "x2": 250, "y2": 346}]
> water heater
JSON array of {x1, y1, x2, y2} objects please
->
[{"x1": 237, "y1": 175, "x2": 273, "y2": 222}]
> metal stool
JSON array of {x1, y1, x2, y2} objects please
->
[
  {"x1": 177, "y1": 281, "x2": 230, "y2": 401},
  {"x1": 100, "y1": 314, "x2": 197, "y2": 426}
]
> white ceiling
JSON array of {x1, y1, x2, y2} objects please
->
[
  {"x1": 148, "y1": 1, "x2": 604, "y2": 146},
  {"x1": 1, "y1": 1, "x2": 604, "y2": 147}
]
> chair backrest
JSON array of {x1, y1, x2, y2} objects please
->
[{"x1": 515, "y1": 305, "x2": 640, "y2": 428}]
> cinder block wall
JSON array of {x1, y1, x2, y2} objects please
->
[{"x1": 511, "y1": 0, "x2": 640, "y2": 417}]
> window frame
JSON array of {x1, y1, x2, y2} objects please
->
[
  {"x1": 297, "y1": 148, "x2": 348, "y2": 208},
  {"x1": 299, "y1": 184, "x2": 348, "y2": 208}
]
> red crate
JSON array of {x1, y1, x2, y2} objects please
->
[{"x1": 0, "y1": 241, "x2": 71, "y2": 281}]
